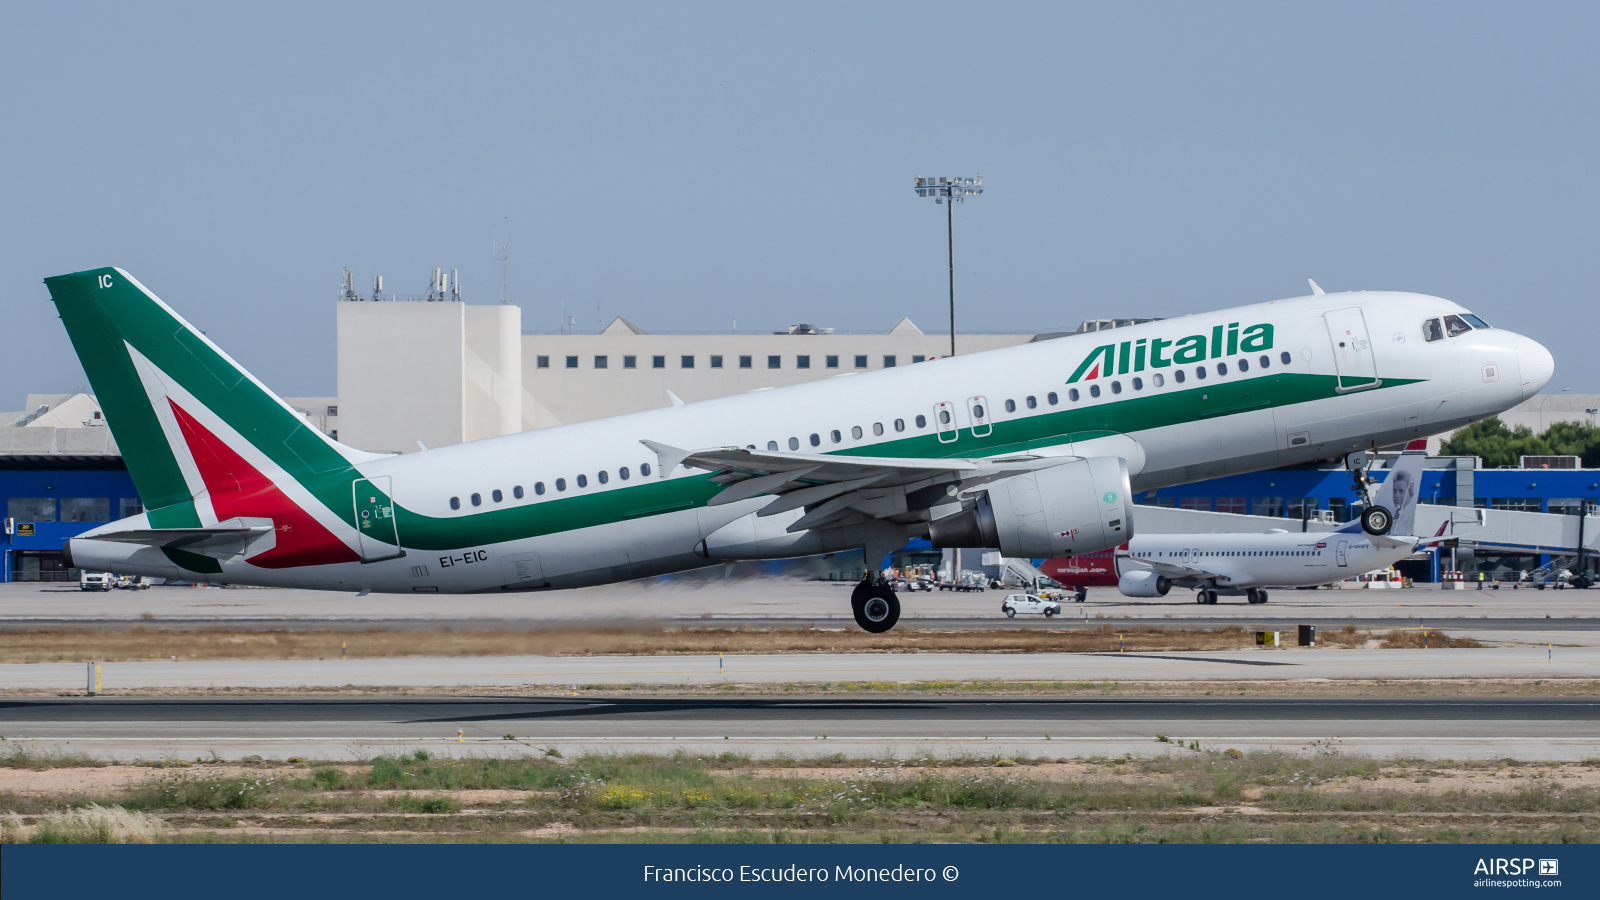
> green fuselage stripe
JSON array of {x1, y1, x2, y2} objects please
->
[{"x1": 379, "y1": 371, "x2": 1418, "y2": 551}]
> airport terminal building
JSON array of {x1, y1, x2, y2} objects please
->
[{"x1": 4, "y1": 294, "x2": 1596, "y2": 582}]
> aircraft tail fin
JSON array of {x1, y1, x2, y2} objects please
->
[
  {"x1": 1371, "y1": 439, "x2": 1428, "y2": 536},
  {"x1": 44, "y1": 267, "x2": 379, "y2": 532}
]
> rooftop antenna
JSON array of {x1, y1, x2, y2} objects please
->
[
  {"x1": 451, "y1": 269, "x2": 461, "y2": 302},
  {"x1": 340, "y1": 268, "x2": 360, "y2": 302},
  {"x1": 492, "y1": 220, "x2": 511, "y2": 305},
  {"x1": 371, "y1": 275, "x2": 383, "y2": 302}
]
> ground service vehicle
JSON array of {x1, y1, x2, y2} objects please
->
[{"x1": 1001, "y1": 593, "x2": 1062, "y2": 617}]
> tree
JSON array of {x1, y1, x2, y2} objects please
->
[{"x1": 1442, "y1": 416, "x2": 1600, "y2": 467}]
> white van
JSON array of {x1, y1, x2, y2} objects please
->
[
  {"x1": 78, "y1": 571, "x2": 114, "y2": 591},
  {"x1": 1000, "y1": 593, "x2": 1062, "y2": 618}
]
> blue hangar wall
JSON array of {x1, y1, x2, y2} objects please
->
[{"x1": 2, "y1": 460, "x2": 139, "y2": 582}]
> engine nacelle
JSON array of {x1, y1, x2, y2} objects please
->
[
  {"x1": 1118, "y1": 569, "x2": 1170, "y2": 598},
  {"x1": 929, "y1": 456, "x2": 1134, "y2": 558}
]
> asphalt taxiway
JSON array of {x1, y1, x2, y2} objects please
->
[{"x1": 3, "y1": 695, "x2": 1596, "y2": 762}]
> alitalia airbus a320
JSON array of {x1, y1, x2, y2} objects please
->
[{"x1": 51, "y1": 268, "x2": 1551, "y2": 632}]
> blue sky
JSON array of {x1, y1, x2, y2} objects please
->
[{"x1": 3, "y1": 2, "x2": 1596, "y2": 408}]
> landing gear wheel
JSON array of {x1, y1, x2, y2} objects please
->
[
  {"x1": 1257, "y1": 590, "x2": 1269, "y2": 604},
  {"x1": 1247, "y1": 589, "x2": 1269, "y2": 605},
  {"x1": 1361, "y1": 505, "x2": 1393, "y2": 536},
  {"x1": 1075, "y1": 589, "x2": 1087, "y2": 604},
  {"x1": 1205, "y1": 590, "x2": 1219, "y2": 605},
  {"x1": 851, "y1": 582, "x2": 901, "y2": 633},
  {"x1": 1195, "y1": 592, "x2": 1207, "y2": 605}
]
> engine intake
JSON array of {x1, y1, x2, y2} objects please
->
[
  {"x1": 1118, "y1": 569, "x2": 1171, "y2": 597},
  {"x1": 929, "y1": 456, "x2": 1135, "y2": 558}
]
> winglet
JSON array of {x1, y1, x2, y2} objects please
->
[
  {"x1": 1308, "y1": 279, "x2": 1326, "y2": 296},
  {"x1": 640, "y1": 440, "x2": 690, "y2": 478},
  {"x1": 666, "y1": 390, "x2": 684, "y2": 408}
]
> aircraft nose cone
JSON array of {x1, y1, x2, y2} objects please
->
[{"x1": 1515, "y1": 334, "x2": 1554, "y2": 399}]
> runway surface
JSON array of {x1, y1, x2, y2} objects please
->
[
  {"x1": 3, "y1": 645, "x2": 1597, "y2": 694},
  {"x1": 4, "y1": 696, "x2": 1596, "y2": 761},
  {"x1": 5, "y1": 581, "x2": 1596, "y2": 632}
]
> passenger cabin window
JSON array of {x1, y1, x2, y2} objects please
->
[
  {"x1": 809, "y1": 433, "x2": 821, "y2": 446},
  {"x1": 1068, "y1": 388, "x2": 1079, "y2": 401},
  {"x1": 1443, "y1": 314, "x2": 1472, "y2": 338},
  {"x1": 619, "y1": 467, "x2": 630, "y2": 480},
  {"x1": 534, "y1": 482, "x2": 545, "y2": 495},
  {"x1": 1026, "y1": 396, "x2": 1037, "y2": 408},
  {"x1": 598, "y1": 470, "x2": 609, "y2": 484},
  {"x1": 915, "y1": 415, "x2": 927, "y2": 428},
  {"x1": 555, "y1": 478, "x2": 567, "y2": 491},
  {"x1": 470, "y1": 493, "x2": 482, "y2": 506},
  {"x1": 1153, "y1": 373, "x2": 1164, "y2": 387},
  {"x1": 768, "y1": 441, "x2": 779, "y2": 450},
  {"x1": 1004, "y1": 399, "x2": 1016, "y2": 412},
  {"x1": 1237, "y1": 358, "x2": 1248, "y2": 372},
  {"x1": 894, "y1": 419, "x2": 905, "y2": 432},
  {"x1": 830, "y1": 430, "x2": 841, "y2": 443},
  {"x1": 450, "y1": 497, "x2": 460, "y2": 510},
  {"x1": 1195, "y1": 366, "x2": 1207, "y2": 380},
  {"x1": 576, "y1": 474, "x2": 588, "y2": 487},
  {"x1": 851, "y1": 426, "x2": 863, "y2": 439},
  {"x1": 1280, "y1": 351, "x2": 1292, "y2": 364},
  {"x1": 1047, "y1": 392, "x2": 1058, "y2": 405},
  {"x1": 874, "y1": 422, "x2": 885, "y2": 435},
  {"x1": 513, "y1": 485, "x2": 524, "y2": 499},
  {"x1": 1132, "y1": 377, "x2": 1143, "y2": 390},
  {"x1": 1110, "y1": 380, "x2": 1122, "y2": 394},
  {"x1": 640, "y1": 463, "x2": 652, "y2": 476},
  {"x1": 1089, "y1": 384, "x2": 1100, "y2": 397},
  {"x1": 1216, "y1": 362, "x2": 1227, "y2": 376},
  {"x1": 492, "y1": 489, "x2": 503, "y2": 502},
  {"x1": 1423, "y1": 318, "x2": 1445, "y2": 342},
  {"x1": 788, "y1": 437, "x2": 799, "y2": 450},
  {"x1": 1174, "y1": 369, "x2": 1186, "y2": 383}
]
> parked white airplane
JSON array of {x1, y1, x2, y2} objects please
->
[
  {"x1": 1112, "y1": 440, "x2": 1455, "y2": 604},
  {"x1": 49, "y1": 268, "x2": 1550, "y2": 631}
]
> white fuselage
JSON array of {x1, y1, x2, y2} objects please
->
[{"x1": 1118, "y1": 530, "x2": 1416, "y2": 593}]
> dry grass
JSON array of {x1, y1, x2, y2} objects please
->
[
  {"x1": 1377, "y1": 630, "x2": 1483, "y2": 649},
  {"x1": 0, "y1": 624, "x2": 1290, "y2": 662},
  {"x1": 3, "y1": 751, "x2": 1597, "y2": 844}
]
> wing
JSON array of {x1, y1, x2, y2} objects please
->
[
  {"x1": 1125, "y1": 557, "x2": 1220, "y2": 580},
  {"x1": 643, "y1": 441, "x2": 1078, "y2": 533}
]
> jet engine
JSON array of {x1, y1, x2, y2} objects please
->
[
  {"x1": 929, "y1": 456, "x2": 1134, "y2": 558},
  {"x1": 1118, "y1": 569, "x2": 1170, "y2": 598}
]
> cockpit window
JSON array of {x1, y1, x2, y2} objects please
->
[
  {"x1": 1423, "y1": 318, "x2": 1444, "y2": 342},
  {"x1": 1460, "y1": 313, "x2": 1490, "y2": 329},
  {"x1": 1443, "y1": 314, "x2": 1472, "y2": 338}
]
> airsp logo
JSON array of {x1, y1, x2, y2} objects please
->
[{"x1": 1540, "y1": 859, "x2": 1559, "y2": 876}]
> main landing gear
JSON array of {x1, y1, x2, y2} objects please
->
[
  {"x1": 851, "y1": 578, "x2": 901, "y2": 633},
  {"x1": 1247, "y1": 588, "x2": 1270, "y2": 605},
  {"x1": 1195, "y1": 590, "x2": 1218, "y2": 605}
]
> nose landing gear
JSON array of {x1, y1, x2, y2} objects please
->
[{"x1": 851, "y1": 577, "x2": 901, "y2": 633}]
